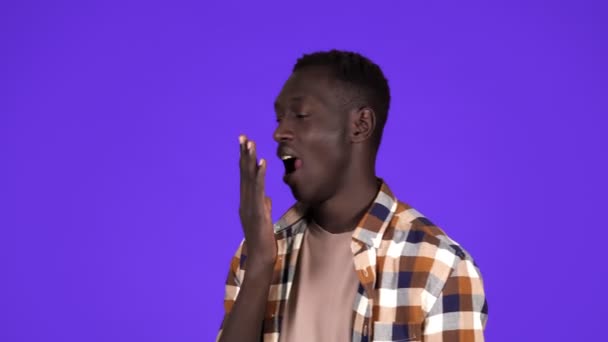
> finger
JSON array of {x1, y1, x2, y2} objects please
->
[
  {"x1": 242, "y1": 139, "x2": 257, "y2": 206},
  {"x1": 239, "y1": 134, "x2": 248, "y2": 172},
  {"x1": 246, "y1": 140, "x2": 257, "y2": 177},
  {"x1": 239, "y1": 135, "x2": 248, "y2": 192},
  {"x1": 257, "y1": 158, "x2": 267, "y2": 195},
  {"x1": 264, "y1": 196, "x2": 272, "y2": 213},
  {"x1": 239, "y1": 134, "x2": 246, "y2": 152}
]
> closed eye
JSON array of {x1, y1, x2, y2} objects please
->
[{"x1": 275, "y1": 112, "x2": 309, "y2": 123}]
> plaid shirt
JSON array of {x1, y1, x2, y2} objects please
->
[{"x1": 217, "y1": 181, "x2": 488, "y2": 341}]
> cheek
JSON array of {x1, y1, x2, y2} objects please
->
[{"x1": 305, "y1": 128, "x2": 349, "y2": 169}]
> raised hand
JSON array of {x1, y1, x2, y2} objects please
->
[{"x1": 238, "y1": 135, "x2": 276, "y2": 268}]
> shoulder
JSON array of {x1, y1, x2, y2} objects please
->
[
  {"x1": 378, "y1": 200, "x2": 483, "y2": 296},
  {"x1": 386, "y1": 200, "x2": 476, "y2": 262}
]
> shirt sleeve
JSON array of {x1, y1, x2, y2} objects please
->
[
  {"x1": 423, "y1": 257, "x2": 488, "y2": 341},
  {"x1": 215, "y1": 240, "x2": 246, "y2": 342}
]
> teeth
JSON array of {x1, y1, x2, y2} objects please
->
[{"x1": 281, "y1": 155, "x2": 295, "y2": 160}]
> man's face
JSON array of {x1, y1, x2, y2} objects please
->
[{"x1": 273, "y1": 67, "x2": 352, "y2": 204}]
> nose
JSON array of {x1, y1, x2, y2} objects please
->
[{"x1": 273, "y1": 120, "x2": 294, "y2": 143}]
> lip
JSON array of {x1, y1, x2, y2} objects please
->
[
  {"x1": 277, "y1": 145, "x2": 301, "y2": 186},
  {"x1": 283, "y1": 167, "x2": 299, "y2": 185},
  {"x1": 276, "y1": 145, "x2": 299, "y2": 160}
]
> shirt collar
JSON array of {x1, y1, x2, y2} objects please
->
[{"x1": 273, "y1": 179, "x2": 398, "y2": 249}]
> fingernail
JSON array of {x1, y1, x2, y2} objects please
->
[
  {"x1": 239, "y1": 135, "x2": 245, "y2": 145},
  {"x1": 247, "y1": 141, "x2": 253, "y2": 151},
  {"x1": 259, "y1": 159, "x2": 265, "y2": 166}
]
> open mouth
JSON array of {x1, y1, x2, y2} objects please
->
[
  {"x1": 281, "y1": 155, "x2": 300, "y2": 174},
  {"x1": 278, "y1": 146, "x2": 303, "y2": 180}
]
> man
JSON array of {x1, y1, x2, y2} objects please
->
[{"x1": 217, "y1": 50, "x2": 488, "y2": 342}]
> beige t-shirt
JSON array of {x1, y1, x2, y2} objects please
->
[{"x1": 278, "y1": 219, "x2": 359, "y2": 342}]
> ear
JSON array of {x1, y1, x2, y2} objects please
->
[{"x1": 350, "y1": 107, "x2": 376, "y2": 143}]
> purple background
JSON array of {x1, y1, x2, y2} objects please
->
[{"x1": 2, "y1": 1, "x2": 607, "y2": 341}]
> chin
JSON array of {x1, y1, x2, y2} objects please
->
[
  {"x1": 289, "y1": 183, "x2": 327, "y2": 206},
  {"x1": 289, "y1": 184, "x2": 314, "y2": 204},
  {"x1": 289, "y1": 186, "x2": 306, "y2": 203}
]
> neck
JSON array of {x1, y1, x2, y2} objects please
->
[{"x1": 309, "y1": 169, "x2": 380, "y2": 234}]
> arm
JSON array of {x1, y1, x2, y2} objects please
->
[
  {"x1": 423, "y1": 258, "x2": 488, "y2": 341},
  {"x1": 217, "y1": 135, "x2": 277, "y2": 342},
  {"x1": 216, "y1": 242, "x2": 274, "y2": 342}
]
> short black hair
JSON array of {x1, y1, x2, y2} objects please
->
[{"x1": 293, "y1": 49, "x2": 391, "y2": 149}]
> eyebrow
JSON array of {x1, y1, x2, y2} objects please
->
[{"x1": 274, "y1": 96, "x2": 306, "y2": 112}]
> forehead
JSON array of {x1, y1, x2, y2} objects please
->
[{"x1": 274, "y1": 67, "x2": 339, "y2": 109}]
